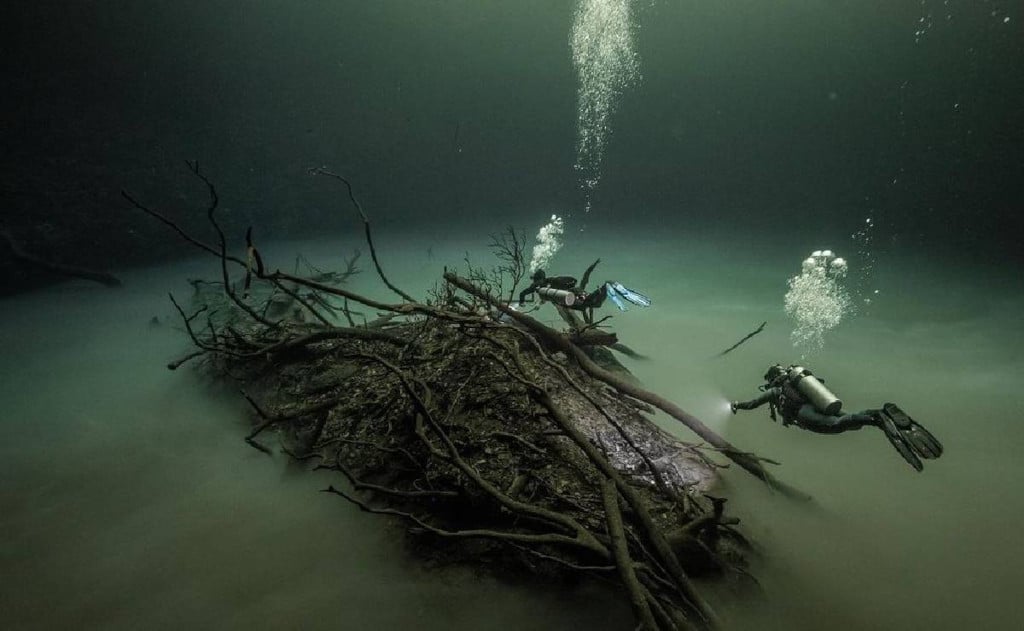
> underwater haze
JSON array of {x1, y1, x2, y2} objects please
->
[
  {"x1": 2, "y1": 232, "x2": 1023, "y2": 629},
  {"x1": 2, "y1": 0, "x2": 1023, "y2": 629}
]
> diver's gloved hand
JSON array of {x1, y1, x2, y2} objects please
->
[
  {"x1": 730, "y1": 402, "x2": 738, "y2": 415},
  {"x1": 877, "y1": 403, "x2": 944, "y2": 471}
]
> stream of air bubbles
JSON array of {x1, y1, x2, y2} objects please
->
[
  {"x1": 571, "y1": 0, "x2": 640, "y2": 215},
  {"x1": 530, "y1": 1, "x2": 640, "y2": 270}
]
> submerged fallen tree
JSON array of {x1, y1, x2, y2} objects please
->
[
  {"x1": 0, "y1": 228, "x2": 123, "y2": 288},
  {"x1": 126, "y1": 164, "x2": 791, "y2": 631}
]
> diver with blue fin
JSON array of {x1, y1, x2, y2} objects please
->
[
  {"x1": 517, "y1": 269, "x2": 651, "y2": 317},
  {"x1": 730, "y1": 364, "x2": 943, "y2": 471}
]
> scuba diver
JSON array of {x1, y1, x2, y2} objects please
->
[
  {"x1": 730, "y1": 364, "x2": 943, "y2": 471},
  {"x1": 517, "y1": 269, "x2": 651, "y2": 314}
]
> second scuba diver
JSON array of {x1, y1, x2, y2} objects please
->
[
  {"x1": 517, "y1": 269, "x2": 651, "y2": 314},
  {"x1": 731, "y1": 364, "x2": 943, "y2": 471}
]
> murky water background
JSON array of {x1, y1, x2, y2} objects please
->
[{"x1": 2, "y1": 228, "x2": 1021, "y2": 629}]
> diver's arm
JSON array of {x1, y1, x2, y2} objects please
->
[
  {"x1": 732, "y1": 387, "x2": 781, "y2": 412},
  {"x1": 518, "y1": 283, "x2": 537, "y2": 305}
]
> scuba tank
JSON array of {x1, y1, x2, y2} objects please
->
[
  {"x1": 787, "y1": 366, "x2": 842, "y2": 415},
  {"x1": 536, "y1": 286, "x2": 576, "y2": 306}
]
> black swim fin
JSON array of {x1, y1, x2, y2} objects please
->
[
  {"x1": 883, "y1": 403, "x2": 943, "y2": 458},
  {"x1": 878, "y1": 403, "x2": 943, "y2": 471}
]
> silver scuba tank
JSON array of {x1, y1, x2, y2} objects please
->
[
  {"x1": 536, "y1": 286, "x2": 576, "y2": 306},
  {"x1": 787, "y1": 366, "x2": 842, "y2": 415}
]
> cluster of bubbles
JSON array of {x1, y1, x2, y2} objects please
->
[
  {"x1": 571, "y1": 0, "x2": 640, "y2": 212},
  {"x1": 529, "y1": 215, "x2": 565, "y2": 272},
  {"x1": 784, "y1": 249, "x2": 852, "y2": 356}
]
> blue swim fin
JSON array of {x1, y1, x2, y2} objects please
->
[
  {"x1": 610, "y1": 282, "x2": 651, "y2": 307},
  {"x1": 606, "y1": 284, "x2": 628, "y2": 311}
]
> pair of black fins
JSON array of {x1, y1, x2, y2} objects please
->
[{"x1": 878, "y1": 403, "x2": 943, "y2": 471}]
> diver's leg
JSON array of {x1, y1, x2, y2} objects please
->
[
  {"x1": 577, "y1": 284, "x2": 608, "y2": 310},
  {"x1": 796, "y1": 404, "x2": 877, "y2": 434}
]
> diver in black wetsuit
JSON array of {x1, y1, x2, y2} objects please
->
[
  {"x1": 517, "y1": 269, "x2": 651, "y2": 313},
  {"x1": 731, "y1": 364, "x2": 944, "y2": 471}
]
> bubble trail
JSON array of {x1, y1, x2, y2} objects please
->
[{"x1": 571, "y1": 0, "x2": 640, "y2": 214}]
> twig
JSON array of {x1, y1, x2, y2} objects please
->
[
  {"x1": 167, "y1": 349, "x2": 206, "y2": 370},
  {"x1": 508, "y1": 543, "x2": 616, "y2": 572},
  {"x1": 326, "y1": 456, "x2": 458, "y2": 499},
  {"x1": 168, "y1": 294, "x2": 240, "y2": 357},
  {"x1": 490, "y1": 431, "x2": 546, "y2": 456},
  {"x1": 716, "y1": 321, "x2": 766, "y2": 358},
  {"x1": 243, "y1": 390, "x2": 348, "y2": 441},
  {"x1": 611, "y1": 343, "x2": 649, "y2": 360},
  {"x1": 316, "y1": 436, "x2": 426, "y2": 472},
  {"x1": 269, "y1": 278, "x2": 331, "y2": 326},
  {"x1": 323, "y1": 485, "x2": 599, "y2": 551},
  {"x1": 308, "y1": 166, "x2": 416, "y2": 303},
  {"x1": 187, "y1": 160, "x2": 276, "y2": 329}
]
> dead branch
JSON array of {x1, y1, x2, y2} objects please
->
[
  {"x1": 0, "y1": 228, "x2": 122, "y2": 287},
  {"x1": 308, "y1": 166, "x2": 416, "y2": 303},
  {"x1": 716, "y1": 321, "x2": 766, "y2": 358},
  {"x1": 602, "y1": 478, "x2": 661, "y2": 631}
]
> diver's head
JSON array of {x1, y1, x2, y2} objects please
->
[
  {"x1": 531, "y1": 269, "x2": 546, "y2": 283},
  {"x1": 764, "y1": 364, "x2": 786, "y2": 383}
]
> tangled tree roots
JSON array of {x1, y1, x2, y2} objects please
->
[{"x1": 127, "y1": 164, "x2": 790, "y2": 631}]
